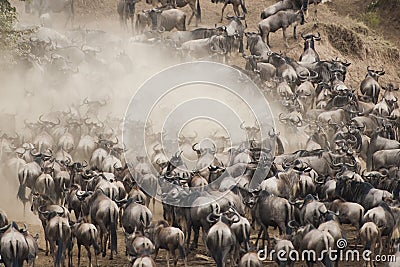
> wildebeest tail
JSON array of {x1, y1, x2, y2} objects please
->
[
  {"x1": 90, "y1": 228, "x2": 101, "y2": 254},
  {"x1": 11, "y1": 239, "x2": 19, "y2": 267},
  {"x1": 241, "y1": 0, "x2": 247, "y2": 14},
  {"x1": 285, "y1": 203, "x2": 293, "y2": 235},
  {"x1": 359, "y1": 209, "x2": 363, "y2": 230},
  {"x1": 182, "y1": 14, "x2": 187, "y2": 31},
  {"x1": 214, "y1": 230, "x2": 224, "y2": 267},
  {"x1": 57, "y1": 222, "x2": 64, "y2": 266},
  {"x1": 197, "y1": 0, "x2": 201, "y2": 22},
  {"x1": 365, "y1": 227, "x2": 371, "y2": 250},
  {"x1": 323, "y1": 234, "x2": 332, "y2": 267},
  {"x1": 242, "y1": 221, "x2": 250, "y2": 251},
  {"x1": 110, "y1": 208, "x2": 118, "y2": 253},
  {"x1": 177, "y1": 232, "x2": 186, "y2": 259}
]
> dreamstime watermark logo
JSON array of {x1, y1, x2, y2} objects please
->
[
  {"x1": 257, "y1": 238, "x2": 397, "y2": 263},
  {"x1": 122, "y1": 61, "x2": 276, "y2": 207}
]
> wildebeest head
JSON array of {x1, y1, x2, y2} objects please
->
[
  {"x1": 126, "y1": 0, "x2": 137, "y2": 16},
  {"x1": 366, "y1": 66, "x2": 385, "y2": 81},
  {"x1": 144, "y1": 8, "x2": 163, "y2": 30},
  {"x1": 329, "y1": 57, "x2": 351, "y2": 81}
]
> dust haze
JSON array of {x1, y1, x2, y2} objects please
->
[{"x1": 0, "y1": 2, "x2": 287, "y2": 223}]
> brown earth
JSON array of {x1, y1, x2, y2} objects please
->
[
  {"x1": 19, "y1": 202, "x2": 388, "y2": 267},
  {"x1": 6, "y1": 0, "x2": 400, "y2": 266}
]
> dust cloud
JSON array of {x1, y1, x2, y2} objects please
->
[{"x1": 0, "y1": 1, "x2": 303, "y2": 223}]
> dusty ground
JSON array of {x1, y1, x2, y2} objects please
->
[
  {"x1": 19, "y1": 202, "x2": 387, "y2": 267},
  {"x1": 6, "y1": 0, "x2": 400, "y2": 266}
]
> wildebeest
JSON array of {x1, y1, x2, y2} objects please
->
[
  {"x1": 146, "y1": 0, "x2": 201, "y2": 26},
  {"x1": 211, "y1": 0, "x2": 247, "y2": 22},
  {"x1": 299, "y1": 32, "x2": 321, "y2": 63},
  {"x1": 360, "y1": 66, "x2": 385, "y2": 104},
  {"x1": 206, "y1": 207, "x2": 240, "y2": 267},
  {"x1": 70, "y1": 221, "x2": 101, "y2": 267},
  {"x1": 258, "y1": 10, "x2": 305, "y2": 48},
  {"x1": 244, "y1": 190, "x2": 293, "y2": 248},
  {"x1": 43, "y1": 210, "x2": 72, "y2": 267},
  {"x1": 0, "y1": 222, "x2": 30, "y2": 267},
  {"x1": 360, "y1": 221, "x2": 381, "y2": 264},
  {"x1": 225, "y1": 14, "x2": 246, "y2": 53},
  {"x1": 146, "y1": 8, "x2": 187, "y2": 31},
  {"x1": 118, "y1": 0, "x2": 140, "y2": 32},
  {"x1": 290, "y1": 224, "x2": 334, "y2": 267},
  {"x1": 145, "y1": 220, "x2": 187, "y2": 267},
  {"x1": 336, "y1": 176, "x2": 393, "y2": 210},
  {"x1": 238, "y1": 252, "x2": 262, "y2": 267},
  {"x1": 118, "y1": 198, "x2": 153, "y2": 235},
  {"x1": 25, "y1": 0, "x2": 75, "y2": 27},
  {"x1": 260, "y1": 0, "x2": 317, "y2": 19},
  {"x1": 77, "y1": 189, "x2": 119, "y2": 259}
]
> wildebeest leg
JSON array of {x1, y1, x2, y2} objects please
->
[
  {"x1": 188, "y1": 11, "x2": 195, "y2": 26},
  {"x1": 293, "y1": 25, "x2": 298, "y2": 39},
  {"x1": 171, "y1": 247, "x2": 178, "y2": 267},
  {"x1": 266, "y1": 32, "x2": 271, "y2": 47},
  {"x1": 154, "y1": 246, "x2": 160, "y2": 261},
  {"x1": 190, "y1": 226, "x2": 199, "y2": 250},
  {"x1": 45, "y1": 237, "x2": 50, "y2": 256},
  {"x1": 101, "y1": 229, "x2": 106, "y2": 257},
  {"x1": 187, "y1": 4, "x2": 196, "y2": 25},
  {"x1": 255, "y1": 227, "x2": 263, "y2": 250},
  {"x1": 130, "y1": 16, "x2": 134, "y2": 33},
  {"x1": 166, "y1": 250, "x2": 170, "y2": 267},
  {"x1": 186, "y1": 220, "x2": 192, "y2": 248},
  {"x1": 283, "y1": 28, "x2": 288, "y2": 48},
  {"x1": 94, "y1": 244, "x2": 98, "y2": 267},
  {"x1": 86, "y1": 245, "x2": 92, "y2": 267},
  {"x1": 220, "y1": 2, "x2": 228, "y2": 22},
  {"x1": 78, "y1": 243, "x2": 81, "y2": 267},
  {"x1": 233, "y1": 5, "x2": 239, "y2": 17}
]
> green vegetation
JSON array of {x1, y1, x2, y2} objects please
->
[
  {"x1": 0, "y1": 0, "x2": 33, "y2": 67},
  {"x1": 367, "y1": 0, "x2": 400, "y2": 11},
  {"x1": 360, "y1": 11, "x2": 380, "y2": 28}
]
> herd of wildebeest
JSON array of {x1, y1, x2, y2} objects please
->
[{"x1": 1, "y1": 0, "x2": 400, "y2": 266}]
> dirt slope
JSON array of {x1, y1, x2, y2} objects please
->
[{"x1": 62, "y1": 0, "x2": 400, "y2": 85}]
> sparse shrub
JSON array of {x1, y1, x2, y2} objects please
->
[{"x1": 360, "y1": 11, "x2": 380, "y2": 28}]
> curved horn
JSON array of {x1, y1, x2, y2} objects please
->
[
  {"x1": 206, "y1": 213, "x2": 217, "y2": 223},
  {"x1": 192, "y1": 143, "x2": 200, "y2": 152},
  {"x1": 113, "y1": 136, "x2": 119, "y2": 145},
  {"x1": 53, "y1": 118, "x2": 61, "y2": 126},
  {"x1": 38, "y1": 205, "x2": 49, "y2": 215},
  {"x1": 287, "y1": 220, "x2": 299, "y2": 229},
  {"x1": 314, "y1": 175, "x2": 325, "y2": 184},
  {"x1": 39, "y1": 114, "x2": 46, "y2": 124},
  {"x1": 57, "y1": 206, "x2": 66, "y2": 216}
]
